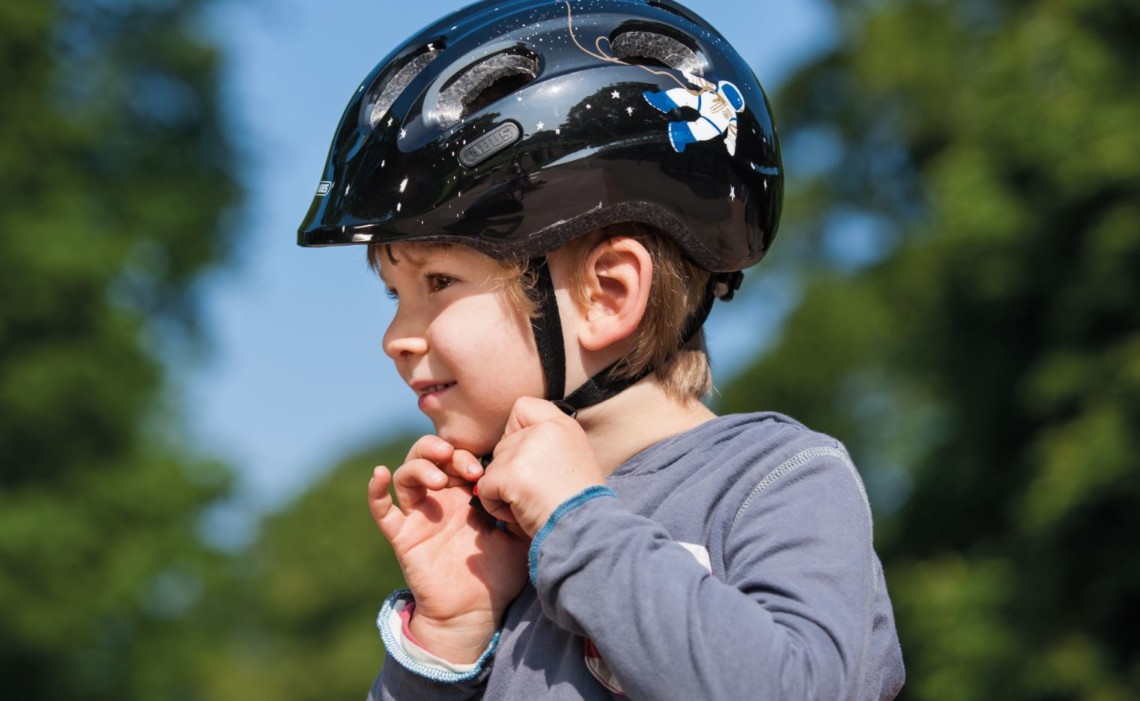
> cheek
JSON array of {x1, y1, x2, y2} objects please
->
[{"x1": 438, "y1": 299, "x2": 543, "y2": 396}]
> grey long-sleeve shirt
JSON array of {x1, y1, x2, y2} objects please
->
[{"x1": 371, "y1": 412, "x2": 905, "y2": 700}]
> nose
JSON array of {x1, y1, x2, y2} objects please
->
[{"x1": 382, "y1": 306, "x2": 429, "y2": 361}]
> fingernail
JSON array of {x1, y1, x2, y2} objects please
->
[{"x1": 466, "y1": 462, "x2": 480, "y2": 477}]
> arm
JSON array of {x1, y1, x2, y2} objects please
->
[
  {"x1": 366, "y1": 436, "x2": 529, "y2": 698},
  {"x1": 531, "y1": 448, "x2": 903, "y2": 700}
]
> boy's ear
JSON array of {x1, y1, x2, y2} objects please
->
[{"x1": 576, "y1": 237, "x2": 652, "y2": 352}]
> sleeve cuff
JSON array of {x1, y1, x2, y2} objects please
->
[
  {"x1": 528, "y1": 486, "x2": 618, "y2": 585},
  {"x1": 377, "y1": 590, "x2": 500, "y2": 683}
]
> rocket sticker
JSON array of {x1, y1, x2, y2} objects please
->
[
  {"x1": 643, "y1": 72, "x2": 746, "y2": 156},
  {"x1": 563, "y1": 0, "x2": 746, "y2": 157}
]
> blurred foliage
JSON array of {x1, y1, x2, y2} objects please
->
[
  {"x1": 720, "y1": 0, "x2": 1140, "y2": 698},
  {"x1": 204, "y1": 440, "x2": 410, "y2": 701},
  {"x1": 0, "y1": 0, "x2": 239, "y2": 698}
]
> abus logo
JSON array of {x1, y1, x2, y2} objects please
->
[
  {"x1": 459, "y1": 121, "x2": 522, "y2": 168},
  {"x1": 315, "y1": 181, "x2": 333, "y2": 196}
]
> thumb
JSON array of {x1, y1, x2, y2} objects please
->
[{"x1": 503, "y1": 396, "x2": 569, "y2": 436}]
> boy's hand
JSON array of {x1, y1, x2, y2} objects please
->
[
  {"x1": 367, "y1": 436, "x2": 528, "y2": 663},
  {"x1": 474, "y1": 397, "x2": 607, "y2": 538}
]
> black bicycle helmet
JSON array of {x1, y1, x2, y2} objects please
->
[{"x1": 298, "y1": 0, "x2": 783, "y2": 411}]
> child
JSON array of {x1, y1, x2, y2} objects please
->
[{"x1": 298, "y1": 1, "x2": 905, "y2": 698}]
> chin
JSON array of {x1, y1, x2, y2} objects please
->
[{"x1": 435, "y1": 421, "x2": 499, "y2": 457}]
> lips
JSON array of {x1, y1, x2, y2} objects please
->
[{"x1": 417, "y1": 382, "x2": 455, "y2": 397}]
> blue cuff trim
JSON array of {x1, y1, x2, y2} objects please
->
[
  {"x1": 376, "y1": 589, "x2": 501, "y2": 684},
  {"x1": 528, "y1": 486, "x2": 618, "y2": 585}
]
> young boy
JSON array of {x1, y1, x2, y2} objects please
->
[{"x1": 298, "y1": 1, "x2": 904, "y2": 698}]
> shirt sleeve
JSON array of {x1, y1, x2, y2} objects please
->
[
  {"x1": 367, "y1": 590, "x2": 494, "y2": 701},
  {"x1": 530, "y1": 447, "x2": 904, "y2": 701}
]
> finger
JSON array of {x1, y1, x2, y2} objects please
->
[
  {"x1": 503, "y1": 396, "x2": 569, "y2": 436},
  {"x1": 471, "y1": 473, "x2": 517, "y2": 525},
  {"x1": 451, "y1": 448, "x2": 485, "y2": 481},
  {"x1": 392, "y1": 458, "x2": 449, "y2": 508},
  {"x1": 478, "y1": 493, "x2": 517, "y2": 524},
  {"x1": 404, "y1": 434, "x2": 455, "y2": 464},
  {"x1": 367, "y1": 466, "x2": 405, "y2": 539}
]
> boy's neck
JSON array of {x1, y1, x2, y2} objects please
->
[{"x1": 574, "y1": 379, "x2": 716, "y2": 476}]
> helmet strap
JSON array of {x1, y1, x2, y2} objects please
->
[
  {"x1": 528, "y1": 257, "x2": 567, "y2": 402},
  {"x1": 526, "y1": 260, "x2": 740, "y2": 417}
]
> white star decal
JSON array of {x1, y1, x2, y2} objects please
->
[
  {"x1": 611, "y1": 90, "x2": 620, "y2": 99},
  {"x1": 387, "y1": 117, "x2": 393, "y2": 127},
  {"x1": 537, "y1": 121, "x2": 545, "y2": 131},
  {"x1": 626, "y1": 106, "x2": 634, "y2": 116},
  {"x1": 730, "y1": 186, "x2": 736, "y2": 201},
  {"x1": 399, "y1": 128, "x2": 407, "y2": 139}
]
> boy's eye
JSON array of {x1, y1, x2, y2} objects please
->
[{"x1": 425, "y1": 274, "x2": 456, "y2": 293}]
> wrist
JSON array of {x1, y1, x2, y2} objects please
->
[
  {"x1": 407, "y1": 609, "x2": 500, "y2": 664},
  {"x1": 378, "y1": 592, "x2": 499, "y2": 683}
]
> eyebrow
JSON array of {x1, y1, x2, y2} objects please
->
[{"x1": 376, "y1": 249, "x2": 435, "y2": 288}]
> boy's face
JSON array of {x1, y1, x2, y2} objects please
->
[{"x1": 379, "y1": 244, "x2": 545, "y2": 455}]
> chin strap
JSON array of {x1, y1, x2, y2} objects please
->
[
  {"x1": 529, "y1": 258, "x2": 567, "y2": 402},
  {"x1": 526, "y1": 258, "x2": 742, "y2": 417}
]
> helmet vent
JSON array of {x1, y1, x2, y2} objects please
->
[
  {"x1": 437, "y1": 52, "x2": 538, "y2": 129},
  {"x1": 366, "y1": 48, "x2": 441, "y2": 128},
  {"x1": 610, "y1": 30, "x2": 702, "y2": 74}
]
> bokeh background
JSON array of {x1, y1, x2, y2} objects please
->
[{"x1": 2, "y1": 0, "x2": 1137, "y2": 698}]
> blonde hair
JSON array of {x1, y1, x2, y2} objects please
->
[{"x1": 367, "y1": 224, "x2": 713, "y2": 401}]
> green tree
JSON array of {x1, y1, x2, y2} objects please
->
[
  {"x1": 205, "y1": 439, "x2": 411, "y2": 701},
  {"x1": 0, "y1": 1, "x2": 240, "y2": 698},
  {"x1": 720, "y1": 0, "x2": 1140, "y2": 698}
]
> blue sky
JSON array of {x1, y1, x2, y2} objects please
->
[{"x1": 191, "y1": 0, "x2": 835, "y2": 526}]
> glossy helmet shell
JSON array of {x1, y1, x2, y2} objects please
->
[{"x1": 297, "y1": 0, "x2": 782, "y2": 274}]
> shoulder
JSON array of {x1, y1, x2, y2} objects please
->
[
  {"x1": 616, "y1": 411, "x2": 844, "y2": 480},
  {"x1": 618, "y1": 411, "x2": 866, "y2": 508},
  {"x1": 689, "y1": 411, "x2": 844, "y2": 462},
  {"x1": 709, "y1": 413, "x2": 875, "y2": 542},
  {"x1": 671, "y1": 412, "x2": 872, "y2": 523}
]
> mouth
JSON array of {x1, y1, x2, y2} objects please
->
[{"x1": 414, "y1": 381, "x2": 456, "y2": 397}]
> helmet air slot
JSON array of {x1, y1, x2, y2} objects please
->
[
  {"x1": 609, "y1": 29, "x2": 703, "y2": 74},
  {"x1": 437, "y1": 51, "x2": 539, "y2": 129},
  {"x1": 364, "y1": 47, "x2": 442, "y2": 129}
]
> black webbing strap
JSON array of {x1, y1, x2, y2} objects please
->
[
  {"x1": 528, "y1": 258, "x2": 566, "y2": 402},
  {"x1": 558, "y1": 363, "x2": 646, "y2": 415}
]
